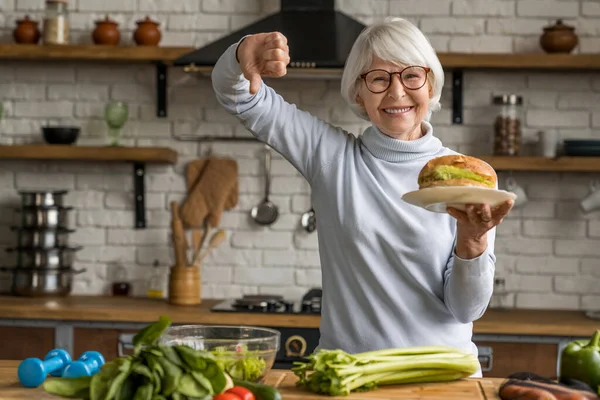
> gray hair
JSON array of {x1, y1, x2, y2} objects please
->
[{"x1": 340, "y1": 17, "x2": 445, "y2": 122}]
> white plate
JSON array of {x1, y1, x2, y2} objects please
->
[{"x1": 402, "y1": 186, "x2": 517, "y2": 213}]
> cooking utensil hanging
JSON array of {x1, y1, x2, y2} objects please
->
[
  {"x1": 195, "y1": 229, "x2": 226, "y2": 264},
  {"x1": 251, "y1": 145, "x2": 279, "y2": 225},
  {"x1": 301, "y1": 206, "x2": 317, "y2": 233}
]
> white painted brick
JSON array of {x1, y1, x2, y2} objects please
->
[
  {"x1": 230, "y1": 14, "x2": 262, "y2": 30},
  {"x1": 528, "y1": 73, "x2": 593, "y2": 90},
  {"x1": 507, "y1": 274, "x2": 552, "y2": 292},
  {"x1": 557, "y1": 92, "x2": 600, "y2": 110},
  {"x1": 494, "y1": 237, "x2": 553, "y2": 255},
  {"x1": 76, "y1": 174, "x2": 131, "y2": 191},
  {"x1": 589, "y1": 221, "x2": 600, "y2": 237},
  {"x1": 146, "y1": 174, "x2": 186, "y2": 192},
  {"x1": 291, "y1": 195, "x2": 311, "y2": 213},
  {"x1": 14, "y1": 101, "x2": 73, "y2": 118},
  {"x1": 526, "y1": 110, "x2": 590, "y2": 128},
  {"x1": 527, "y1": 183, "x2": 588, "y2": 201},
  {"x1": 15, "y1": 65, "x2": 75, "y2": 82},
  {"x1": 136, "y1": 246, "x2": 172, "y2": 265},
  {"x1": 580, "y1": 38, "x2": 600, "y2": 53},
  {"x1": 557, "y1": 201, "x2": 600, "y2": 220},
  {"x1": 426, "y1": 35, "x2": 450, "y2": 52},
  {"x1": 421, "y1": 18, "x2": 485, "y2": 35},
  {"x1": 263, "y1": 249, "x2": 320, "y2": 267},
  {"x1": 339, "y1": 0, "x2": 388, "y2": 15},
  {"x1": 65, "y1": 191, "x2": 105, "y2": 209},
  {"x1": 449, "y1": 36, "x2": 512, "y2": 53},
  {"x1": 110, "y1": 84, "x2": 153, "y2": 103},
  {"x1": 0, "y1": 66, "x2": 14, "y2": 82},
  {"x1": 70, "y1": 227, "x2": 106, "y2": 246},
  {"x1": 581, "y1": 259, "x2": 600, "y2": 276},
  {"x1": 517, "y1": 0, "x2": 578, "y2": 17},
  {"x1": 16, "y1": 172, "x2": 75, "y2": 190},
  {"x1": 593, "y1": 113, "x2": 600, "y2": 128},
  {"x1": 218, "y1": 212, "x2": 257, "y2": 230},
  {"x1": 174, "y1": 121, "x2": 234, "y2": 139},
  {"x1": 515, "y1": 256, "x2": 579, "y2": 275},
  {"x1": 233, "y1": 267, "x2": 294, "y2": 285},
  {"x1": 576, "y1": 19, "x2": 600, "y2": 36},
  {"x1": 513, "y1": 36, "x2": 545, "y2": 53},
  {"x1": 0, "y1": 0, "x2": 14, "y2": 10},
  {"x1": 556, "y1": 239, "x2": 600, "y2": 257},
  {"x1": 294, "y1": 232, "x2": 319, "y2": 250},
  {"x1": 105, "y1": 192, "x2": 164, "y2": 210},
  {"x1": 75, "y1": 246, "x2": 135, "y2": 262},
  {"x1": 389, "y1": 0, "x2": 450, "y2": 15},
  {"x1": 515, "y1": 293, "x2": 579, "y2": 310},
  {"x1": 295, "y1": 269, "x2": 322, "y2": 286},
  {"x1": 107, "y1": 228, "x2": 168, "y2": 245},
  {"x1": 495, "y1": 219, "x2": 521, "y2": 237},
  {"x1": 231, "y1": 231, "x2": 292, "y2": 249},
  {"x1": 582, "y1": 295, "x2": 600, "y2": 311},
  {"x1": 520, "y1": 201, "x2": 556, "y2": 218},
  {"x1": 270, "y1": 214, "x2": 302, "y2": 231},
  {"x1": 522, "y1": 90, "x2": 558, "y2": 108},
  {"x1": 202, "y1": 0, "x2": 260, "y2": 13},
  {"x1": 270, "y1": 176, "x2": 309, "y2": 195},
  {"x1": 205, "y1": 246, "x2": 262, "y2": 266},
  {"x1": 583, "y1": 2, "x2": 600, "y2": 16},
  {"x1": 16, "y1": 0, "x2": 44, "y2": 10},
  {"x1": 79, "y1": 0, "x2": 136, "y2": 11},
  {"x1": 465, "y1": 72, "x2": 527, "y2": 89},
  {"x1": 557, "y1": 274, "x2": 600, "y2": 294},
  {"x1": 453, "y1": 0, "x2": 514, "y2": 16},
  {"x1": 78, "y1": 210, "x2": 132, "y2": 228},
  {"x1": 48, "y1": 84, "x2": 109, "y2": 101},
  {"x1": 203, "y1": 266, "x2": 234, "y2": 283},
  {"x1": 77, "y1": 66, "x2": 137, "y2": 83},
  {"x1": 204, "y1": 107, "x2": 242, "y2": 124},
  {"x1": 168, "y1": 13, "x2": 229, "y2": 31},
  {"x1": 523, "y1": 219, "x2": 586, "y2": 238},
  {"x1": 486, "y1": 19, "x2": 544, "y2": 35},
  {"x1": 140, "y1": 0, "x2": 199, "y2": 12},
  {"x1": 0, "y1": 84, "x2": 45, "y2": 100}
]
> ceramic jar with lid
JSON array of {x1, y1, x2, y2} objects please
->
[
  {"x1": 540, "y1": 19, "x2": 578, "y2": 53},
  {"x1": 133, "y1": 16, "x2": 161, "y2": 46},
  {"x1": 42, "y1": 0, "x2": 70, "y2": 45},
  {"x1": 92, "y1": 16, "x2": 120, "y2": 45},
  {"x1": 13, "y1": 15, "x2": 41, "y2": 44}
]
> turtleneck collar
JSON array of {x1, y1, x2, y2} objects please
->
[{"x1": 359, "y1": 120, "x2": 443, "y2": 162}]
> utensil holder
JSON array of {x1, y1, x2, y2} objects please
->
[{"x1": 168, "y1": 265, "x2": 201, "y2": 306}]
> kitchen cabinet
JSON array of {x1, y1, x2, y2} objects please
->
[
  {"x1": 0, "y1": 326, "x2": 55, "y2": 360},
  {"x1": 73, "y1": 328, "x2": 138, "y2": 360},
  {"x1": 475, "y1": 341, "x2": 558, "y2": 378}
]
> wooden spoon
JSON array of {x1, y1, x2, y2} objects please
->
[{"x1": 196, "y1": 230, "x2": 226, "y2": 264}]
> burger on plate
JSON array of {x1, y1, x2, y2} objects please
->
[{"x1": 417, "y1": 155, "x2": 497, "y2": 189}]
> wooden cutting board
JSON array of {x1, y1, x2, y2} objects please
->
[
  {"x1": 0, "y1": 360, "x2": 503, "y2": 400},
  {"x1": 263, "y1": 370, "x2": 503, "y2": 400}
]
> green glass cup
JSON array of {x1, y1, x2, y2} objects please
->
[{"x1": 104, "y1": 101, "x2": 129, "y2": 146}]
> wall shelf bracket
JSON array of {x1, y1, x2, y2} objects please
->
[
  {"x1": 133, "y1": 162, "x2": 146, "y2": 229},
  {"x1": 156, "y1": 62, "x2": 167, "y2": 118},
  {"x1": 452, "y1": 69, "x2": 464, "y2": 125}
]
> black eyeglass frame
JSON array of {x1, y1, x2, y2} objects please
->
[{"x1": 359, "y1": 66, "x2": 432, "y2": 93}]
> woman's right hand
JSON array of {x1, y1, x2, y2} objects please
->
[{"x1": 236, "y1": 32, "x2": 290, "y2": 94}]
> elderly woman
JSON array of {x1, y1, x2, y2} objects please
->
[{"x1": 211, "y1": 18, "x2": 513, "y2": 376}]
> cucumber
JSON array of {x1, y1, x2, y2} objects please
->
[{"x1": 231, "y1": 378, "x2": 282, "y2": 400}]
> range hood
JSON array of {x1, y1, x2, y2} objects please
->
[{"x1": 173, "y1": 0, "x2": 366, "y2": 73}]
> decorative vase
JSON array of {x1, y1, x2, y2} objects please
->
[
  {"x1": 13, "y1": 15, "x2": 41, "y2": 44},
  {"x1": 92, "y1": 15, "x2": 120, "y2": 45},
  {"x1": 133, "y1": 16, "x2": 161, "y2": 46},
  {"x1": 540, "y1": 19, "x2": 579, "y2": 53}
]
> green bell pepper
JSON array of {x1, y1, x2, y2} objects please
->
[{"x1": 559, "y1": 330, "x2": 600, "y2": 393}]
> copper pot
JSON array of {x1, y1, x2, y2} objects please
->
[
  {"x1": 540, "y1": 19, "x2": 578, "y2": 53},
  {"x1": 13, "y1": 15, "x2": 41, "y2": 44},
  {"x1": 92, "y1": 15, "x2": 120, "y2": 45},
  {"x1": 133, "y1": 16, "x2": 161, "y2": 46}
]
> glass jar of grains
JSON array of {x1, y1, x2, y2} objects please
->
[
  {"x1": 43, "y1": 0, "x2": 69, "y2": 45},
  {"x1": 492, "y1": 94, "x2": 523, "y2": 156}
]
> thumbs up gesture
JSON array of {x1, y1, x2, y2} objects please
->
[{"x1": 236, "y1": 32, "x2": 291, "y2": 94}]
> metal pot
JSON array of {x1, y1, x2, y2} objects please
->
[
  {"x1": 6, "y1": 246, "x2": 81, "y2": 269},
  {"x1": 4, "y1": 267, "x2": 85, "y2": 297},
  {"x1": 18, "y1": 206, "x2": 72, "y2": 229},
  {"x1": 12, "y1": 227, "x2": 73, "y2": 248},
  {"x1": 19, "y1": 190, "x2": 67, "y2": 208}
]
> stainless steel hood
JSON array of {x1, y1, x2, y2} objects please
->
[{"x1": 173, "y1": 0, "x2": 366, "y2": 72}]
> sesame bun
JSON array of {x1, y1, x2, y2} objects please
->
[{"x1": 418, "y1": 155, "x2": 497, "y2": 189}]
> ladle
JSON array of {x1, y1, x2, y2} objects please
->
[
  {"x1": 250, "y1": 145, "x2": 279, "y2": 225},
  {"x1": 301, "y1": 206, "x2": 316, "y2": 233}
]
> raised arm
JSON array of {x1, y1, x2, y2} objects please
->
[{"x1": 211, "y1": 32, "x2": 351, "y2": 183}]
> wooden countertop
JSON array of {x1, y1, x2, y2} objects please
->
[
  {"x1": 0, "y1": 360, "x2": 503, "y2": 399},
  {"x1": 0, "y1": 295, "x2": 598, "y2": 336}
]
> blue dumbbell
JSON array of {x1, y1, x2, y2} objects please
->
[
  {"x1": 62, "y1": 351, "x2": 105, "y2": 379},
  {"x1": 18, "y1": 349, "x2": 72, "y2": 388}
]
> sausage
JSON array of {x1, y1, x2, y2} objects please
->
[{"x1": 499, "y1": 379, "x2": 600, "y2": 400}]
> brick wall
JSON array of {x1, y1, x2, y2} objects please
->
[{"x1": 0, "y1": 0, "x2": 599, "y2": 310}]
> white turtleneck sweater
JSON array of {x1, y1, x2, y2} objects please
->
[{"x1": 212, "y1": 42, "x2": 496, "y2": 376}]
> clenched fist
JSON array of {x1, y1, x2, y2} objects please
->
[{"x1": 236, "y1": 32, "x2": 291, "y2": 94}]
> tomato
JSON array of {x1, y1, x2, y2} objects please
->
[
  {"x1": 225, "y1": 386, "x2": 256, "y2": 400},
  {"x1": 212, "y1": 393, "x2": 242, "y2": 400}
]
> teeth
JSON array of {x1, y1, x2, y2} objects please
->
[{"x1": 384, "y1": 107, "x2": 411, "y2": 114}]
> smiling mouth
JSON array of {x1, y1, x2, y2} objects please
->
[{"x1": 383, "y1": 107, "x2": 413, "y2": 114}]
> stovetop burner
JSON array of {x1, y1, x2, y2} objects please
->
[{"x1": 211, "y1": 288, "x2": 322, "y2": 315}]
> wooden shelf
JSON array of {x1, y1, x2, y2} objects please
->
[
  {"x1": 479, "y1": 156, "x2": 600, "y2": 172},
  {"x1": 0, "y1": 44, "x2": 193, "y2": 64},
  {"x1": 0, "y1": 145, "x2": 178, "y2": 229},
  {"x1": 0, "y1": 144, "x2": 177, "y2": 164}
]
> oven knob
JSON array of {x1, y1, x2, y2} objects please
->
[{"x1": 285, "y1": 335, "x2": 307, "y2": 357}]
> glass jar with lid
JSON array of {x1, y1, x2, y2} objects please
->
[
  {"x1": 492, "y1": 94, "x2": 523, "y2": 156},
  {"x1": 43, "y1": 0, "x2": 70, "y2": 45}
]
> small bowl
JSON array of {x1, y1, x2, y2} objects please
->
[
  {"x1": 157, "y1": 325, "x2": 280, "y2": 382},
  {"x1": 42, "y1": 126, "x2": 80, "y2": 145}
]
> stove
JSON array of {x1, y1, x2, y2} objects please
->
[
  {"x1": 210, "y1": 288, "x2": 323, "y2": 369},
  {"x1": 211, "y1": 288, "x2": 322, "y2": 315}
]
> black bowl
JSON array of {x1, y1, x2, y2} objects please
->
[{"x1": 42, "y1": 126, "x2": 80, "y2": 145}]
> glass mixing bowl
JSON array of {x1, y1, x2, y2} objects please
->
[{"x1": 157, "y1": 325, "x2": 280, "y2": 382}]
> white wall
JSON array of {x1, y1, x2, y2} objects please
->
[{"x1": 0, "y1": 0, "x2": 599, "y2": 309}]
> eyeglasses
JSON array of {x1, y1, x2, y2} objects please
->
[{"x1": 359, "y1": 66, "x2": 431, "y2": 93}]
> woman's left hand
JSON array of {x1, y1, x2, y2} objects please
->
[{"x1": 447, "y1": 200, "x2": 514, "y2": 259}]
